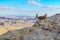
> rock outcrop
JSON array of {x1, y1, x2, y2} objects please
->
[{"x1": 0, "y1": 13, "x2": 60, "y2": 40}]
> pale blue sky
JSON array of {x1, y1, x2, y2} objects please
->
[{"x1": 0, "y1": 0, "x2": 60, "y2": 16}]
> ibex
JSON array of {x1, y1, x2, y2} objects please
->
[
  {"x1": 36, "y1": 14, "x2": 47, "y2": 22},
  {"x1": 36, "y1": 14, "x2": 47, "y2": 26}
]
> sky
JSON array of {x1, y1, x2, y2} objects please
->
[{"x1": 0, "y1": 0, "x2": 60, "y2": 16}]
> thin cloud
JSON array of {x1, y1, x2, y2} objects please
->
[
  {"x1": 44, "y1": 5, "x2": 60, "y2": 9},
  {"x1": 28, "y1": 0, "x2": 42, "y2": 6},
  {"x1": 28, "y1": 0, "x2": 60, "y2": 9},
  {"x1": 0, "y1": 6, "x2": 15, "y2": 10}
]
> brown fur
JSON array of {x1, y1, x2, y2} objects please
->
[{"x1": 36, "y1": 14, "x2": 47, "y2": 21}]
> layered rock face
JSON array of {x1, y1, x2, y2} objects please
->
[{"x1": 0, "y1": 14, "x2": 60, "y2": 40}]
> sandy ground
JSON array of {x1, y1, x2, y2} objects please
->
[{"x1": 0, "y1": 20, "x2": 34, "y2": 35}]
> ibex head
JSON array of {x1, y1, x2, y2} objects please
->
[
  {"x1": 36, "y1": 14, "x2": 38, "y2": 18},
  {"x1": 44, "y1": 14, "x2": 47, "y2": 17}
]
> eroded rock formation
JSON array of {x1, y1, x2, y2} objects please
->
[{"x1": 0, "y1": 13, "x2": 60, "y2": 40}]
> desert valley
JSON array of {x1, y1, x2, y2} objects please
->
[{"x1": 0, "y1": 13, "x2": 60, "y2": 40}]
